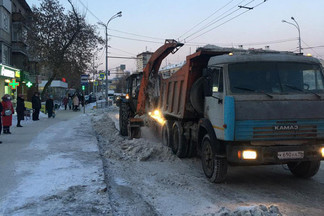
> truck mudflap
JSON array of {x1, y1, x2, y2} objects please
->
[{"x1": 227, "y1": 144, "x2": 324, "y2": 165}]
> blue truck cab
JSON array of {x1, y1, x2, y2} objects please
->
[{"x1": 201, "y1": 51, "x2": 324, "y2": 182}]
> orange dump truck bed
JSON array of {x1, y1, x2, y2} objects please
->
[{"x1": 160, "y1": 49, "x2": 229, "y2": 120}]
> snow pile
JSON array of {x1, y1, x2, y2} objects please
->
[
  {"x1": 91, "y1": 109, "x2": 177, "y2": 162},
  {"x1": 216, "y1": 205, "x2": 282, "y2": 216}
]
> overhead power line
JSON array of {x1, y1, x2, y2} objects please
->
[
  {"x1": 178, "y1": 0, "x2": 236, "y2": 40},
  {"x1": 302, "y1": 40, "x2": 322, "y2": 58},
  {"x1": 76, "y1": 0, "x2": 103, "y2": 22},
  {"x1": 183, "y1": 0, "x2": 255, "y2": 41},
  {"x1": 302, "y1": 45, "x2": 324, "y2": 49},
  {"x1": 187, "y1": 0, "x2": 267, "y2": 42},
  {"x1": 237, "y1": 37, "x2": 297, "y2": 46},
  {"x1": 108, "y1": 28, "x2": 165, "y2": 41},
  {"x1": 110, "y1": 46, "x2": 138, "y2": 56},
  {"x1": 108, "y1": 34, "x2": 164, "y2": 44},
  {"x1": 108, "y1": 56, "x2": 140, "y2": 59}
]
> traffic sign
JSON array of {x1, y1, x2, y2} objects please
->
[
  {"x1": 99, "y1": 72, "x2": 105, "y2": 79},
  {"x1": 94, "y1": 81, "x2": 98, "y2": 86},
  {"x1": 81, "y1": 74, "x2": 89, "y2": 85}
]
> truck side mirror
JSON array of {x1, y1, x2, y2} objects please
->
[{"x1": 202, "y1": 68, "x2": 213, "y2": 96}]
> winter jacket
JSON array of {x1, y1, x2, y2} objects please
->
[
  {"x1": 2, "y1": 99, "x2": 14, "y2": 127},
  {"x1": 45, "y1": 98, "x2": 54, "y2": 112},
  {"x1": 73, "y1": 95, "x2": 79, "y2": 106},
  {"x1": 63, "y1": 97, "x2": 68, "y2": 105},
  {"x1": 16, "y1": 97, "x2": 26, "y2": 121},
  {"x1": 32, "y1": 95, "x2": 41, "y2": 110}
]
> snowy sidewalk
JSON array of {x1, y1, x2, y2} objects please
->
[{"x1": 0, "y1": 109, "x2": 111, "y2": 215}]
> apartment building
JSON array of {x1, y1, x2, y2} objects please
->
[{"x1": 0, "y1": 0, "x2": 33, "y2": 100}]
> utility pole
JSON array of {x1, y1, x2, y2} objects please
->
[{"x1": 98, "y1": 11, "x2": 122, "y2": 106}]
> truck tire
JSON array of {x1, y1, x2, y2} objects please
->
[
  {"x1": 162, "y1": 121, "x2": 172, "y2": 147},
  {"x1": 119, "y1": 101, "x2": 131, "y2": 136},
  {"x1": 201, "y1": 134, "x2": 227, "y2": 183},
  {"x1": 171, "y1": 121, "x2": 188, "y2": 158},
  {"x1": 287, "y1": 160, "x2": 321, "y2": 178}
]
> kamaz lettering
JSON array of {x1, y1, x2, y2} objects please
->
[{"x1": 274, "y1": 125, "x2": 299, "y2": 131}]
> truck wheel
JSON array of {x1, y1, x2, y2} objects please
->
[
  {"x1": 162, "y1": 121, "x2": 171, "y2": 147},
  {"x1": 287, "y1": 160, "x2": 321, "y2": 178},
  {"x1": 171, "y1": 121, "x2": 188, "y2": 158},
  {"x1": 201, "y1": 134, "x2": 227, "y2": 183},
  {"x1": 119, "y1": 101, "x2": 130, "y2": 136}
]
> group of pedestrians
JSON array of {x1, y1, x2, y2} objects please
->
[
  {"x1": 32, "y1": 92, "x2": 56, "y2": 119},
  {"x1": 0, "y1": 92, "x2": 58, "y2": 144},
  {"x1": 62, "y1": 93, "x2": 84, "y2": 112}
]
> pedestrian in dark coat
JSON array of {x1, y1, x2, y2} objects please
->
[
  {"x1": 1, "y1": 94, "x2": 14, "y2": 134},
  {"x1": 32, "y1": 92, "x2": 41, "y2": 121},
  {"x1": 16, "y1": 94, "x2": 26, "y2": 127},
  {"x1": 45, "y1": 95, "x2": 54, "y2": 118},
  {"x1": 63, "y1": 96, "x2": 68, "y2": 110}
]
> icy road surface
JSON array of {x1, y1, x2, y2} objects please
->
[
  {"x1": 92, "y1": 106, "x2": 324, "y2": 216},
  {"x1": 0, "y1": 108, "x2": 111, "y2": 215},
  {"x1": 1, "y1": 105, "x2": 323, "y2": 216}
]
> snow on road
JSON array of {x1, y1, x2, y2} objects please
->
[
  {"x1": 0, "y1": 111, "x2": 111, "y2": 216},
  {"x1": 91, "y1": 106, "x2": 324, "y2": 216},
  {"x1": 1, "y1": 105, "x2": 323, "y2": 216}
]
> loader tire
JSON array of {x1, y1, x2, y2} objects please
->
[
  {"x1": 119, "y1": 101, "x2": 131, "y2": 136},
  {"x1": 201, "y1": 134, "x2": 227, "y2": 183},
  {"x1": 171, "y1": 121, "x2": 188, "y2": 158},
  {"x1": 287, "y1": 160, "x2": 321, "y2": 178}
]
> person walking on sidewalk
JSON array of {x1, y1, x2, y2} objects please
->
[
  {"x1": 68, "y1": 94, "x2": 73, "y2": 110},
  {"x1": 63, "y1": 96, "x2": 68, "y2": 110},
  {"x1": 73, "y1": 93, "x2": 79, "y2": 111},
  {"x1": 1, "y1": 94, "x2": 14, "y2": 134},
  {"x1": 16, "y1": 94, "x2": 26, "y2": 127},
  {"x1": 45, "y1": 95, "x2": 54, "y2": 118},
  {"x1": 32, "y1": 92, "x2": 41, "y2": 121}
]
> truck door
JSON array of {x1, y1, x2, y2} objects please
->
[{"x1": 205, "y1": 66, "x2": 225, "y2": 140}]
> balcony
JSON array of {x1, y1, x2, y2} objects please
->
[
  {"x1": 12, "y1": 12, "x2": 27, "y2": 22},
  {"x1": 12, "y1": 41, "x2": 28, "y2": 56}
]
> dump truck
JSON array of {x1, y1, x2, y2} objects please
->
[{"x1": 119, "y1": 40, "x2": 324, "y2": 183}]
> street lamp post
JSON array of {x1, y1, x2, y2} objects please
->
[
  {"x1": 282, "y1": 17, "x2": 301, "y2": 53},
  {"x1": 98, "y1": 11, "x2": 122, "y2": 104}
]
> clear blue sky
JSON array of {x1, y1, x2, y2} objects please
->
[{"x1": 26, "y1": 0, "x2": 324, "y2": 73}]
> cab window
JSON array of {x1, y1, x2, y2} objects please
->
[{"x1": 211, "y1": 67, "x2": 223, "y2": 93}]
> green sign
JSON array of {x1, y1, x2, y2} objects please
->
[
  {"x1": 26, "y1": 81, "x2": 33, "y2": 88},
  {"x1": 9, "y1": 79, "x2": 20, "y2": 89}
]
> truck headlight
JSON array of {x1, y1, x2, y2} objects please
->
[
  {"x1": 321, "y1": 147, "x2": 324, "y2": 157},
  {"x1": 242, "y1": 150, "x2": 257, "y2": 160}
]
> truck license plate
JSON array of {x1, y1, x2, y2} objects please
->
[{"x1": 278, "y1": 151, "x2": 304, "y2": 159}]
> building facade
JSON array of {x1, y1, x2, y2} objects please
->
[
  {"x1": 0, "y1": 0, "x2": 32, "y2": 103},
  {"x1": 159, "y1": 61, "x2": 186, "y2": 79},
  {"x1": 136, "y1": 51, "x2": 153, "y2": 72}
]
